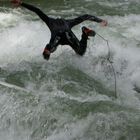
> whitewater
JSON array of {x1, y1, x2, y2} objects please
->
[{"x1": 0, "y1": 0, "x2": 140, "y2": 139}]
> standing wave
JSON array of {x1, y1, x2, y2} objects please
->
[{"x1": 0, "y1": 8, "x2": 140, "y2": 140}]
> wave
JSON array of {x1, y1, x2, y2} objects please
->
[
  {"x1": 0, "y1": 10, "x2": 140, "y2": 140},
  {"x1": 0, "y1": 11, "x2": 140, "y2": 103}
]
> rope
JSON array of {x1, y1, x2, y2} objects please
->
[{"x1": 96, "y1": 32, "x2": 117, "y2": 98}]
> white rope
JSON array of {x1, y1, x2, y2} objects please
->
[{"x1": 96, "y1": 32, "x2": 117, "y2": 98}]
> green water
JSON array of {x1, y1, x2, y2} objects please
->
[{"x1": 0, "y1": 0, "x2": 140, "y2": 140}]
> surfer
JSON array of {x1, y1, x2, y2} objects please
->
[{"x1": 11, "y1": 0, "x2": 108, "y2": 60}]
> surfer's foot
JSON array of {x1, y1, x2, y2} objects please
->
[{"x1": 82, "y1": 26, "x2": 96, "y2": 37}]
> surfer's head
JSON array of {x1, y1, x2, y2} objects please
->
[{"x1": 43, "y1": 48, "x2": 50, "y2": 60}]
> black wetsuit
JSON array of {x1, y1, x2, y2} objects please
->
[{"x1": 21, "y1": 3, "x2": 103, "y2": 60}]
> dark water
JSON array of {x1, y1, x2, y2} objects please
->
[{"x1": 0, "y1": 0, "x2": 140, "y2": 140}]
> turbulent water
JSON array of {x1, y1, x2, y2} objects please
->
[{"x1": 0, "y1": 0, "x2": 140, "y2": 139}]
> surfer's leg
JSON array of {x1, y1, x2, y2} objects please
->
[
  {"x1": 67, "y1": 27, "x2": 96, "y2": 55},
  {"x1": 66, "y1": 31, "x2": 88, "y2": 56},
  {"x1": 75, "y1": 27, "x2": 96, "y2": 55}
]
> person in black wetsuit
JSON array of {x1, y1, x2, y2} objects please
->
[{"x1": 11, "y1": 0, "x2": 108, "y2": 60}]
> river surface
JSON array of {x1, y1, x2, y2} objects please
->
[{"x1": 0, "y1": 0, "x2": 140, "y2": 139}]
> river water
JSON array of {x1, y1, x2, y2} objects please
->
[{"x1": 0, "y1": 0, "x2": 140, "y2": 139}]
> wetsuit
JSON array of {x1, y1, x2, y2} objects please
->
[{"x1": 21, "y1": 3, "x2": 103, "y2": 60}]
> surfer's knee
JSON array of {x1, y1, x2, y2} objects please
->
[{"x1": 76, "y1": 49, "x2": 86, "y2": 56}]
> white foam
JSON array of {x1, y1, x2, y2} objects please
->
[
  {"x1": 0, "y1": 14, "x2": 51, "y2": 66},
  {"x1": 66, "y1": 14, "x2": 140, "y2": 109},
  {"x1": 0, "y1": 11, "x2": 140, "y2": 109},
  {"x1": 47, "y1": 112, "x2": 140, "y2": 140},
  {"x1": 0, "y1": 10, "x2": 23, "y2": 28}
]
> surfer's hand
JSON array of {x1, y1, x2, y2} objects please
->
[
  {"x1": 100, "y1": 20, "x2": 108, "y2": 26},
  {"x1": 11, "y1": 0, "x2": 22, "y2": 6}
]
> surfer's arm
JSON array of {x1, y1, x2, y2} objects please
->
[
  {"x1": 21, "y1": 3, "x2": 49, "y2": 23},
  {"x1": 67, "y1": 14, "x2": 107, "y2": 28},
  {"x1": 11, "y1": 0, "x2": 49, "y2": 23}
]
